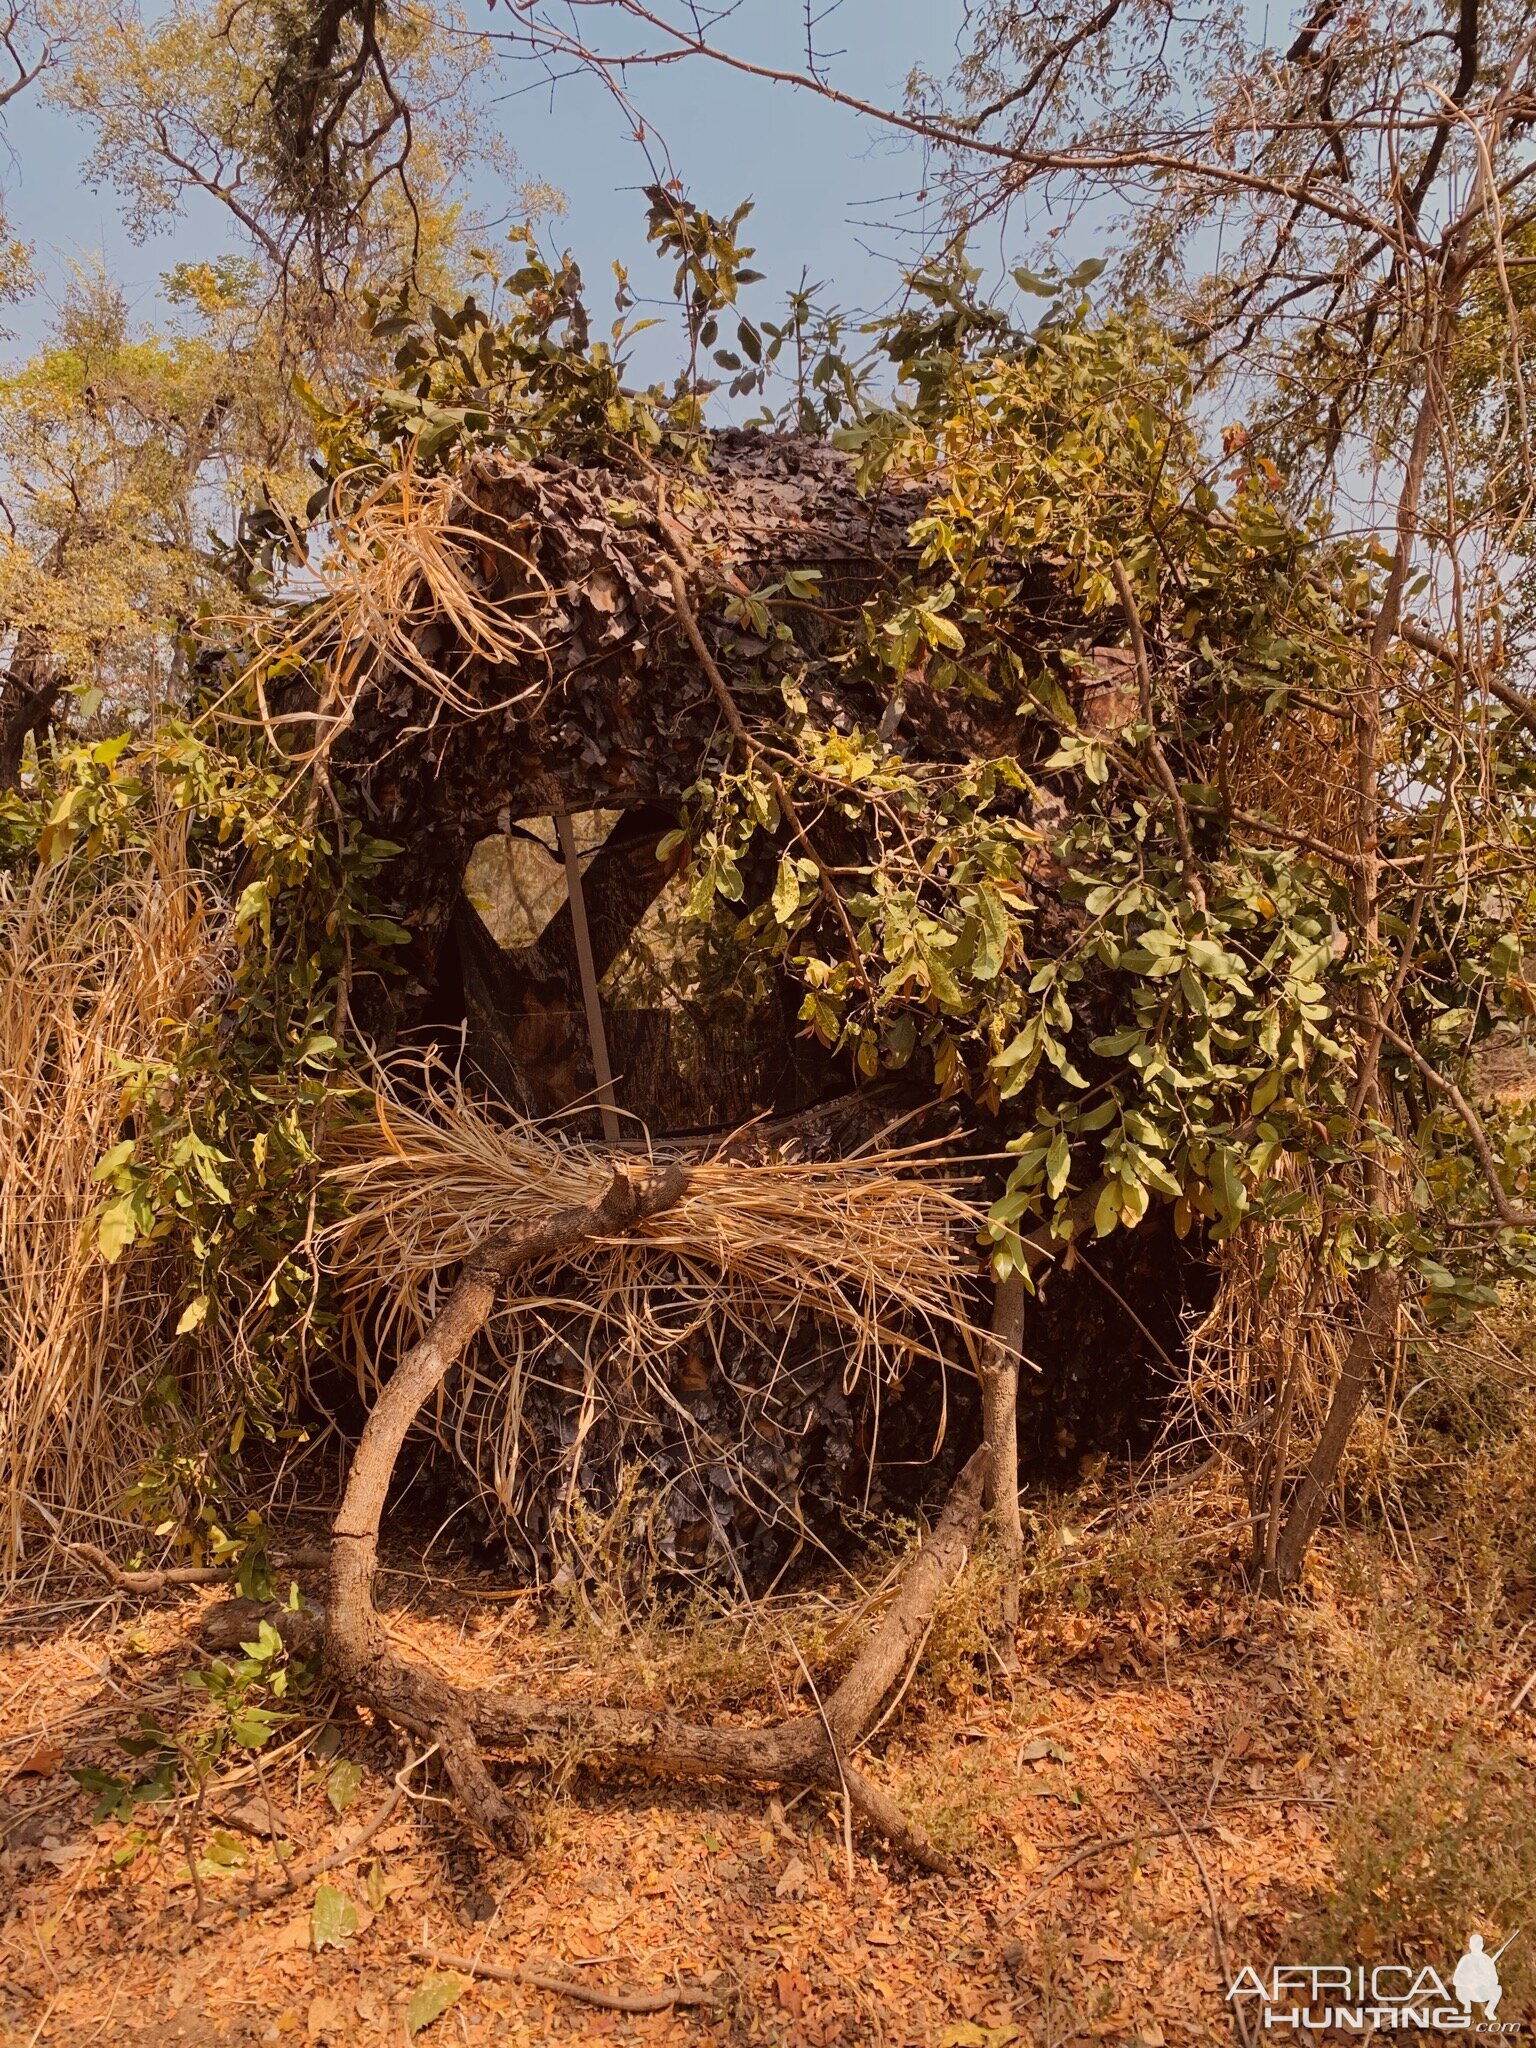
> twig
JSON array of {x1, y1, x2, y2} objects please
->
[
  {"x1": 554, "y1": 810, "x2": 621, "y2": 1143},
  {"x1": 1132, "y1": 1766, "x2": 1254, "y2": 2048},
  {"x1": 785, "y1": 1634, "x2": 856, "y2": 1894},
  {"x1": 1184, "y1": 800, "x2": 1364, "y2": 870},
  {"x1": 1111, "y1": 562, "x2": 1205, "y2": 913},
  {"x1": 408, "y1": 1945, "x2": 716, "y2": 2012},
  {"x1": 1401, "y1": 618, "x2": 1536, "y2": 735},
  {"x1": 233, "y1": 1758, "x2": 414, "y2": 1909},
  {"x1": 1032, "y1": 1819, "x2": 1218, "y2": 1889}
]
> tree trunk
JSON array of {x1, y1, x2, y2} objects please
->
[
  {"x1": 1266, "y1": 1268, "x2": 1399, "y2": 1592},
  {"x1": 0, "y1": 628, "x2": 64, "y2": 791},
  {"x1": 979, "y1": 1270, "x2": 1025, "y2": 1643}
]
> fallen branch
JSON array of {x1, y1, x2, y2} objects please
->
[
  {"x1": 63, "y1": 1541, "x2": 331, "y2": 1596},
  {"x1": 190, "y1": 1749, "x2": 434, "y2": 1921},
  {"x1": 1033, "y1": 1818, "x2": 1219, "y2": 1890},
  {"x1": 1133, "y1": 1766, "x2": 1254, "y2": 2048},
  {"x1": 409, "y1": 1945, "x2": 717, "y2": 2012},
  {"x1": 243, "y1": 1774, "x2": 405, "y2": 1907}
]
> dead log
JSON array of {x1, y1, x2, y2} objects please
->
[{"x1": 319, "y1": 1153, "x2": 988, "y2": 1867}]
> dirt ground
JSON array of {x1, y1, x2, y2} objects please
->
[{"x1": 1, "y1": 1501, "x2": 1529, "y2": 2048}]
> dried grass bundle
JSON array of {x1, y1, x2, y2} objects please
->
[
  {"x1": 314, "y1": 1064, "x2": 987, "y2": 1574},
  {"x1": 0, "y1": 824, "x2": 225, "y2": 1580},
  {"x1": 243, "y1": 461, "x2": 553, "y2": 770}
]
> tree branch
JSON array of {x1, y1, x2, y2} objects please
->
[
  {"x1": 1111, "y1": 562, "x2": 1206, "y2": 913},
  {"x1": 1377, "y1": 1022, "x2": 1536, "y2": 1228}
]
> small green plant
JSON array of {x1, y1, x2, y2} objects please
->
[{"x1": 70, "y1": 1611, "x2": 306, "y2": 1857}]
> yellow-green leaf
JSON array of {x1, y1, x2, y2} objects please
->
[
  {"x1": 175, "y1": 1294, "x2": 210, "y2": 1336},
  {"x1": 326, "y1": 1759, "x2": 363, "y2": 1815},
  {"x1": 310, "y1": 1883, "x2": 357, "y2": 1951},
  {"x1": 771, "y1": 853, "x2": 799, "y2": 925},
  {"x1": 97, "y1": 1196, "x2": 138, "y2": 1265},
  {"x1": 406, "y1": 1976, "x2": 464, "y2": 2036}
]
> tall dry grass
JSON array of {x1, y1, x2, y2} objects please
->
[{"x1": 0, "y1": 824, "x2": 224, "y2": 1582}]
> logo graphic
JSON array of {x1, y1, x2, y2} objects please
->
[
  {"x1": 1455, "y1": 1934, "x2": 1517, "y2": 2023},
  {"x1": 1227, "y1": 1931, "x2": 1522, "y2": 2033}
]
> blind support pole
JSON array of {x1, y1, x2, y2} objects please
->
[{"x1": 555, "y1": 812, "x2": 622, "y2": 1144}]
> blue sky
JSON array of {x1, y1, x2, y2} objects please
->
[{"x1": 0, "y1": 0, "x2": 976, "y2": 364}]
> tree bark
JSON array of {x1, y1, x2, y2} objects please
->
[
  {"x1": 979, "y1": 1271, "x2": 1026, "y2": 1643},
  {"x1": 1266, "y1": 1267, "x2": 1399, "y2": 1591},
  {"x1": 0, "y1": 627, "x2": 65, "y2": 791}
]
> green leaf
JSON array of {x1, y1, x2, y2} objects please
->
[
  {"x1": 1209, "y1": 1147, "x2": 1249, "y2": 1229},
  {"x1": 326, "y1": 1759, "x2": 363, "y2": 1815},
  {"x1": 1250, "y1": 1069, "x2": 1283, "y2": 1114},
  {"x1": 92, "y1": 1140, "x2": 137, "y2": 1182},
  {"x1": 311, "y1": 1883, "x2": 358, "y2": 1951},
  {"x1": 97, "y1": 1196, "x2": 139, "y2": 1265},
  {"x1": 1045, "y1": 1131, "x2": 1071, "y2": 1199},
  {"x1": 406, "y1": 1976, "x2": 464, "y2": 2036},
  {"x1": 771, "y1": 853, "x2": 800, "y2": 925},
  {"x1": 229, "y1": 1704, "x2": 281, "y2": 1748},
  {"x1": 993, "y1": 1018, "x2": 1039, "y2": 1070},
  {"x1": 1090, "y1": 1027, "x2": 1142, "y2": 1057}
]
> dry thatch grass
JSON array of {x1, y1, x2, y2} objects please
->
[
  {"x1": 0, "y1": 822, "x2": 225, "y2": 1582},
  {"x1": 240, "y1": 461, "x2": 553, "y2": 776},
  {"x1": 311, "y1": 1062, "x2": 988, "y2": 1580}
]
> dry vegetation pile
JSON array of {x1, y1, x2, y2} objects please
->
[{"x1": 309, "y1": 1065, "x2": 985, "y2": 1575}]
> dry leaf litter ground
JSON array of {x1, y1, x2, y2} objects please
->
[{"x1": 3, "y1": 1476, "x2": 1534, "y2": 2048}]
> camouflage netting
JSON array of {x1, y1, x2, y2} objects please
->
[{"x1": 284, "y1": 429, "x2": 1208, "y2": 1580}]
